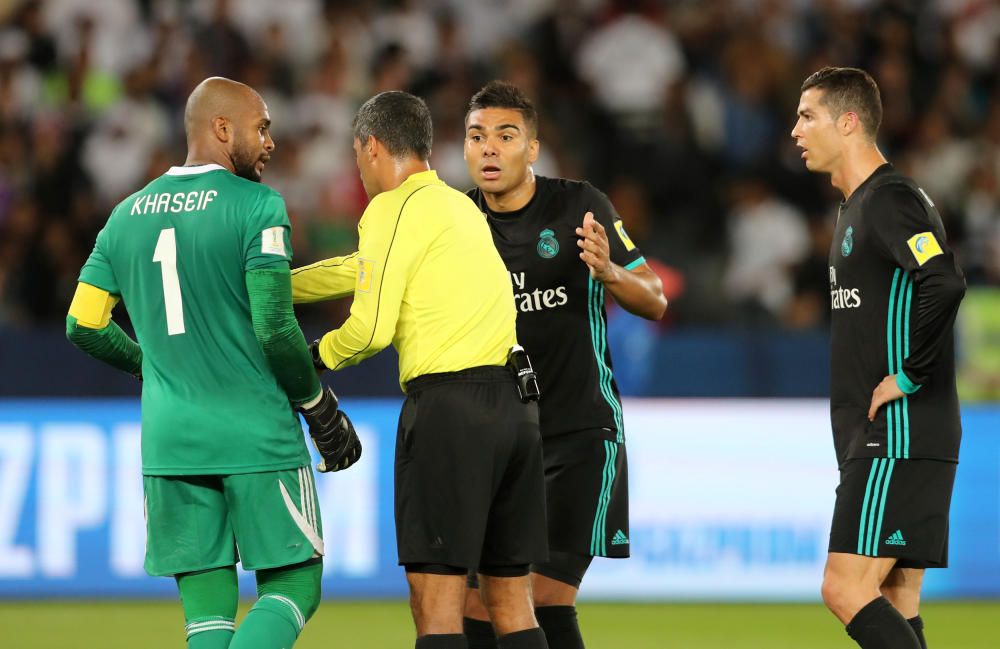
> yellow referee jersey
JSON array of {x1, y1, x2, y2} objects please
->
[
  {"x1": 292, "y1": 252, "x2": 357, "y2": 303},
  {"x1": 304, "y1": 170, "x2": 516, "y2": 389}
]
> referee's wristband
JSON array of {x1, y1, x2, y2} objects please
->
[
  {"x1": 896, "y1": 371, "x2": 921, "y2": 395},
  {"x1": 309, "y1": 338, "x2": 328, "y2": 371}
]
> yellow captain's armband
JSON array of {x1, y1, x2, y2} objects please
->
[
  {"x1": 614, "y1": 221, "x2": 636, "y2": 251},
  {"x1": 906, "y1": 232, "x2": 943, "y2": 266},
  {"x1": 68, "y1": 282, "x2": 119, "y2": 329}
]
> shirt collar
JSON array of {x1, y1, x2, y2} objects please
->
[
  {"x1": 401, "y1": 169, "x2": 440, "y2": 186},
  {"x1": 165, "y1": 164, "x2": 227, "y2": 176}
]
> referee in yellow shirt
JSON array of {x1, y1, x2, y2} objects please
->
[{"x1": 307, "y1": 91, "x2": 550, "y2": 649}]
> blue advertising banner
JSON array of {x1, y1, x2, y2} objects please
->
[{"x1": 0, "y1": 399, "x2": 997, "y2": 600}]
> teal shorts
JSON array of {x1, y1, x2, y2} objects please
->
[{"x1": 143, "y1": 466, "x2": 324, "y2": 576}]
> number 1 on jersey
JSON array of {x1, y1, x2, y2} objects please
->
[{"x1": 153, "y1": 228, "x2": 186, "y2": 335}]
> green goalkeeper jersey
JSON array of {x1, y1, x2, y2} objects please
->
[{"x1": 78, "y1": 163, "x2": 309, "y2": 475}]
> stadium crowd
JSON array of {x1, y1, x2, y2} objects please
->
[{"x1": 0, "y1": 0, "x2": 997, "y2": 330}]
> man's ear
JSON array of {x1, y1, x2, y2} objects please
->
[
  {"x1": 528, "y1": 138, "x2": 540, "y2": 165},
  {"x1": 839, "y1": 111, "x2": 861, "y2": 136},
  {"x1": 212, "y1": 116, "x2": 231, "y2": 143}
]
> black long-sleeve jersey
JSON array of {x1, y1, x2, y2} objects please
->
[
  {"x1": 467, "y1": 177, "x2": 645, "y2": 440},
  {"x1": 829, "y1": 164, "x2": 965, "y2": 467}
]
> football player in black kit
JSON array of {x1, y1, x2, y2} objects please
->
[
  {"x1": 460, "y1": 81, "x2": 667, "y2": 649},
  {"x1": 792, "y1": 67, "x2": 965, "y2": 649}
]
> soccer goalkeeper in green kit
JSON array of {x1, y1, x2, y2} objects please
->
[{"x1": 66, "y1": 77, "x2": 359, "y2": 649}]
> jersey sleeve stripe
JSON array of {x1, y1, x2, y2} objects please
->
[
  {"x1": 290, "y1": 251, "x2": 359, "y2": 275},
  {"x1": 886, "y1": 270, "x2": 900, "y2": 459},
  {"x1": 894, "y1": 275, "x2": 907, "y2": 457},
  {"x1": 902, "y1": 276, "x2": 913, "y2": 459},
  {"x1": 623, "y1": 256, "x2": 646, "y2": 271}
]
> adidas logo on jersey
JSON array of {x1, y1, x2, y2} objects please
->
[
  {"x1": 611, "y1": 529, "x2": 629, "y2": 546},
  {"x1": 884, "y1": 530, "x2": 907, "y2": 546}
]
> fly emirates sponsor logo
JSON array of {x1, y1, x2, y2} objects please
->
[
  {"x1": 510, "y1": 271, "x2": 568, "y2": 313},
  {"x1": 829, "y1": 266, "x2": 861, "y2": 310}
]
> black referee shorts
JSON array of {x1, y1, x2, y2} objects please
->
[
  {"x1": 829, "y1": 458, "x2": 956, "y2": 568},
  {"x1": 394, "y1": 366, "x2": 548, "y2": 571}
]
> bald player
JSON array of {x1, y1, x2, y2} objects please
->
[{"x1": 66, "y1": 77, "x2": 360, "y2": 649}]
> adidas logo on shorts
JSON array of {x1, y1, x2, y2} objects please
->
[
  {"x1": 884, "y1": 530, "x2": 907, "y2": 546},
  {"x1": 611, "y1": 529, "x2": 629, "y2": 546}
]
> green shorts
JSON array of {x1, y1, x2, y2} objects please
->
[{"x1": 143, "y1": 466, "x2": 324, "y2": 576}]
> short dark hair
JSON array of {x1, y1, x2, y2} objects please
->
[
  {"x1": 801, "y1": 67, "x2": 882, "y2": 140},
  {"x1": 353, "y1": 91, "x2": 433, "y2": 161},
  {"x1": 466, "y1": 81, "x2": 538, "y2": 137}
]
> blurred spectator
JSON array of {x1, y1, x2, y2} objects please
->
[
  {"x1": 193, "y1": 0, "x2": 250, "y2": 80},
  {"x1": 82, "y1": 65, "x2": 168, "y2": 204},
  {"x1": 723, "y1": 176, "x2": 810, "y2": 324},
  {"x1": 575, "y1": 1, "x2": 684, "y2": 132},
  {"x1": 0, "y1": 0, "x2": 995, "y2": 331}
]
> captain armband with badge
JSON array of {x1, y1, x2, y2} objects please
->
[{"x1": 906, "y1": 231, "x2": 944, "y2": 266}]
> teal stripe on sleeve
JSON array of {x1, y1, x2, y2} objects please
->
[
  {"x1": 886, "y1": 270, "x2": 900, "y2": 458},
  {"x1": 623, "y1": 256, "x2": 646, "y2": 271},
  {"x1": 902, "y1": 275, "x2": 913, "y2": 458},
  {"x1": 896, "y1": 372, "x2": 921, "y2": 395},
  {"x1": 894, "y1": 274, "x2": 907, "y2": 458}
]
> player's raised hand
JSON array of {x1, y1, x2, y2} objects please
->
[
  {"x1": 868, "y1": 374, "x2": 905, "y2": 421},
  {"x1": 576, "y1": 211, "x2": 617, "y2": 283},
  {"x1": 299, "y1": 386, "x2": 363, "y2": 472}
]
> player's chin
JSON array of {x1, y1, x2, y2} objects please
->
[{"x1": 476, "y1": 175, "x2": 507, "y2": 192}]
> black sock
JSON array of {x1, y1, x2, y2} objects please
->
[
  {"x1": 845, "y1": 597, "x2": 921, "y2": 649},
  {"x1": 497, "y1": 627, "x2": 549, "y2": 649},
  {"x1": 535, "y1": 606, "x2": 584, "y2": 649},
  {"x1": 464, "y1": 617, "x2": 497, "y2": 649},
  {"x1": 416, "y1": 633, "x2": 468, "y2": 649},
  {"x1": 908, "y1": 615, "x2": 927, "y2": 649}
]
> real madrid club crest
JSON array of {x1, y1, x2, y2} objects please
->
[
  {"x1": 841, "y1": 225, "x2": 854, "y2": 257},
  {"x1": 537, "y1": 229, "x2": 559, "y2": 259}
]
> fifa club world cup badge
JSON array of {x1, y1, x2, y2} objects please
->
[
  {"x1": 537, "y1": 229, "x2": 559, "y2": 259},
  {"x1": 841, "y1": 226, "x2": 854, "y2": 257}
]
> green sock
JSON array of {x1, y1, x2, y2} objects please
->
[
  {"x1": 228, "y1": 596, "x2": 303, "y2": 649},
  {"x1": 176, "y1": 567, "x2": 238, "y2": 649},
  {"x1": 186, "y1": 616, "x2": 236, "y2": 649}
]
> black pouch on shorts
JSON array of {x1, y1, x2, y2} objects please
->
[{"x1": 507, "y1": 345, "x2": 540, "y2": 403}]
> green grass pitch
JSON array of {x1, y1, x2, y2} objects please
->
[{"x1": 2, "y1": 600, "x2": 998, "y2": 648}]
